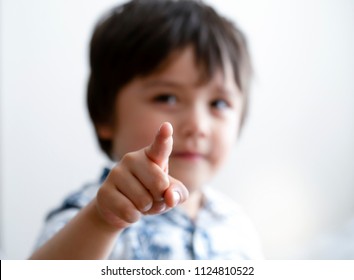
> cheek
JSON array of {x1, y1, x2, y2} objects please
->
[
  {"x1": 113, "y1": 118, "x2": 163, "y2": 159},
  {"x1": 212, "y1": 121, "x2": 239, "y2": 165}
]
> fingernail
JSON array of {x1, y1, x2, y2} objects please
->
[
  {"x1": 156, "y1": 196, "x2": 165, "y2": 202},
  {"x1": 142, "y1": 202, "x2": 153, "y2": 212},
  {"x1": 157, "y1": 203, "x2": 166, "y2": 213},
  {"x1": 172, "y1": 191, "x2": 180, "y2": 206}
]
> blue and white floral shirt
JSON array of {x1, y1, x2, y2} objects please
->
[{"x1": 35, "y1": 168, "x2": 263, "y2": 259}]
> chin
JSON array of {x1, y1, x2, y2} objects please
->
[
  {"x1": 169, "y1": 160, "x2": 214, "y2": 187},
  {"x1": 171, "y1": 171, "x2": 208, "y2": 191}
]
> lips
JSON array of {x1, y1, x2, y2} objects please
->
[{"x1": 170, "y1": 151, "x2": 205, "y2": 160}]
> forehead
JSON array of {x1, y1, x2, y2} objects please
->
[{"x1": 140, "y1": 46, "x2": 240, "y2": 95}]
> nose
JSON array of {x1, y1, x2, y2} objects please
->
[{"x1": 179, "y1": 104, "x2": 210, "y2": 138}]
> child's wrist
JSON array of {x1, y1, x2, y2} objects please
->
[{"x1": 90, "y1": 199, "x2": 128, "y2": 233}]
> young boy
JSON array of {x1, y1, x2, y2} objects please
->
[{"x1": 31, "y1": 0, "x2": 262, "y2": 259}]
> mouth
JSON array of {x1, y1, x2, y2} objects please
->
[{"x1": 170, "y1": 151, "x2": 206, "y2": 161}]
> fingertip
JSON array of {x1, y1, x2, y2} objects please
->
[
  {"x1": 158, "y1": 122, "x2": 173, "y2": 139},
  {"x1": 141, "y1": 201, "x2": 153, "y2": 213},
  {"x1": 172, "y1": 191, "x2": 180, "y2": 205},
  {"x1": 164, "y1": 183, "x2": 189, "y2": 208}
]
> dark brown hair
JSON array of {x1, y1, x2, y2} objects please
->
[{"x1": 87, "y1": 0, "x2": 253, "y2": 159}]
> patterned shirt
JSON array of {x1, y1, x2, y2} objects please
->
[{"x1": 35, "y1": 168, "x2": 263, "y2": 259}]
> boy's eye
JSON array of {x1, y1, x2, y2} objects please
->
[
  {"x1": 211, "y1": 99, "x2": 230, "y2": 110},
  {"x1": 153, "y1": 94, "x2": 177, "y2": 104}
]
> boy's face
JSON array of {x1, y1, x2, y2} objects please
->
[{"x1": 100, "y1": 46, "x2": 243, "y2": 193}]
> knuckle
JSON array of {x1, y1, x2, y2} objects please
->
[
  {"x1": 121, "y1": 152, "x2": 137, "y2": 166},
  {"x1": 119, "y1": 207, "x2": 140, "y2": 224},
  {"x1": 136, "y1": 195, "x2": 153, "y2": 212},
  {"x1": 109, "y1": 165, "x2": 123, "y2": 180},
  {"x1": 150, "y1": 171, "x2": 169, "y2": 192},
  {"x1": 109, "y1": 165, "x2": 129, "y2": 186},
  {"x1": 96, "y1": 184, "x2": 110, "y2": 205}
]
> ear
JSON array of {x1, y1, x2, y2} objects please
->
[{"x1": 96, "y1": 124, "x2": 114, "y2": 140}]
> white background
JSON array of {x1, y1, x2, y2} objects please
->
[{"x1": 1, "y1": 0, "x2": 354, "y2": 259}]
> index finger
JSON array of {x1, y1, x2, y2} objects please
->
[{"x1": 145, "y1": 122, "x2": 173, "y2": 170}]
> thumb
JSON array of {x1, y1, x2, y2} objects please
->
[
  {"x1": 145, "y1": 122, "x2": 173, "y2": 171},
  {"x1": 164, "y1": 176, "x2": 189, "y2": 208},
  {"x1": 144, "y1": 176, "x2": 189, "y2": 215}
]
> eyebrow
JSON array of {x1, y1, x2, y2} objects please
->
[
  {"x1": 142, "y1": 78, "x2": 238, "y2": 97},
  {"x1": 142, "y1": 79, "x2": 186, "y2": 90}
]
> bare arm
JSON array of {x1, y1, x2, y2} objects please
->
[{"x1": 29, "y1": 199, "x2": 121, "y2": 259}]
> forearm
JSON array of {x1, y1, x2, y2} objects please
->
[{"x1": 29, "y1": 199, "x2": 122, "y2": 260}]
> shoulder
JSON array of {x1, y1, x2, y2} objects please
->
[
  {"x1": 35, "y1": 175, "x2": 103, "y2": 250},
  {"x1": 46, "y1": 182, "x2": 100, "y2": 220}
]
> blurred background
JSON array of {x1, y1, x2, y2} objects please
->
[{"x1": 1, "y1": 0, "x2": 354, "y2": 259}]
